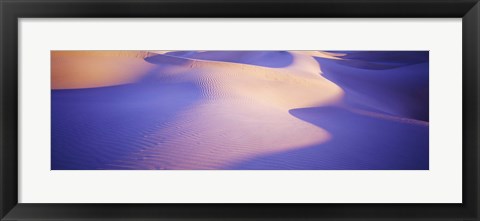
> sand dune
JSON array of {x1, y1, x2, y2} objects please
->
[
  {"x1": 51, "y1": 51, "x2": 159, "y2": 89},
  {"x1": 314, "y1": 51, "x2": 429, "y2": 121},
  {"x1": 51, "y1": 50, "x2": 429, "y2": 170}
]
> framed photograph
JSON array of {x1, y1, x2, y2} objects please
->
[{"x1": 1, "y1": 0, "x2": 479, "y2": 220}]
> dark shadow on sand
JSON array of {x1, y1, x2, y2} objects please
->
[
  {"x1": 226, "y1": 106, "x2": 429, "y2": 170},
  {"x1": 313, "y1": 52, "x2": 429, "y2": 122},
  {"x1": 165, "y1": 51, "x2": 294, "y2": 68},
  {"x1": 51, "y1": 66, "x2": 202, "y2": 170}
]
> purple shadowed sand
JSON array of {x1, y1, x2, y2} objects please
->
[{"x1": 51, "y1": 51, "x2": 428, "y2": 170}]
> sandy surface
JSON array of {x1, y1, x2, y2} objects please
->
[{"x1": 51, "y1": 50, "x2": 429, "y2": 170}]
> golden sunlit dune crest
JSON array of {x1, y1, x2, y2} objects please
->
[{"x1": 51, "y1": 51, "x2": 159, "y2": 89}]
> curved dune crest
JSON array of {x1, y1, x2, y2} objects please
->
[
  {"x1": 143, "y1": 53, "x2": 343, "y2": 108},
  {"x1": 164, "y1": 50, "x2": 324, "y2": 76},
  {"x1": 165, "y1": 51, "x2": 295, "y2": 68},
  {"x1": 316, "y1": 55, "x2": 429, "y2": 121}
]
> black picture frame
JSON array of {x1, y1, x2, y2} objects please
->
[{"x1": 1, "y1": 0, "x2": 479, "y2": 220}]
